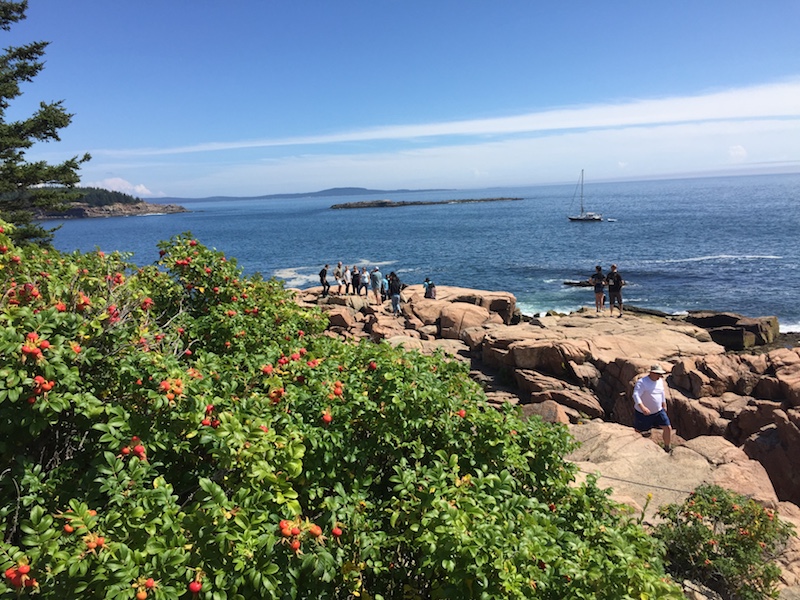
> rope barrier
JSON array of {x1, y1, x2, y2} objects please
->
[{"x1": 577, "y1": 468, "x2": 695, "y2": 495}]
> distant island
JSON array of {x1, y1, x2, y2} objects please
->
[
  {"x1": 330, "y1": 197, "x2": 522, "y2": 209},
  {"x1": 34, "y1": 187, "x2": 187, "y2": 219},
  {"x1": 158, "y1": 187, "x2": 454, "y2": 203}
]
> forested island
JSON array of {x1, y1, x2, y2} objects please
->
[
  {"x1": 330, "y1": 197, "x2": 522, "y2": 209},
  {"x1": 34, "y1": 187, "x2": 187, "y2": 219}
]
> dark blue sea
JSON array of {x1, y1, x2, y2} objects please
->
[{"x1": 48, "y1": 173, "x2": 800, "y2": 332}]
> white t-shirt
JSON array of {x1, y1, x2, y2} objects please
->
[{"x1": 633, "y1": 375, "x2": 666, "y2": 414}]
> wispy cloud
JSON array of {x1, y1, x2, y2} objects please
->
[
  {"x1": 84, "y1": 177, "x2": 156, "y2": 196},
  {"x1": 97, "y1": 80, "x2": 800, "y2": 158}
]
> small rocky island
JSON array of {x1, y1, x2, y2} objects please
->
[
  {"x1": 34, "y1": 187, "x2": 188, "y2": 219},
  {"x1": 330, "y1": 197, "x2": 521, "y2": 209},
  {"x1": 39, "y1": 201, "x2": 188, "y2": 219}
]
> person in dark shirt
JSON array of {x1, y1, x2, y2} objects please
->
[
  {"x1": 606, "y1": 264, "x2": 625, "y2": 317},
  {"x1": 590, "y1": 265, "x2": 605, "y2": 312},
  {"x1": 388, "y1": 272, "x2": 403, "y2": 315},
  {"x1": 351, "y1": 266, "x2": 361, "y2": 297},
  {"x1": 319, "y1": 264, "x2": 330, "y2": 297}
]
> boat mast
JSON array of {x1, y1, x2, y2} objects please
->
[{"x1": 579, "y1": 169, "x2": 584, "y2": 215}]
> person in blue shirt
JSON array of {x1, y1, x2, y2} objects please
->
[
  {"x1": 370, "y1": 267, "x2": 383, "y2": 305},
  {"x1": 423, "y1": 277, "x2": 436, "y2": 299}
]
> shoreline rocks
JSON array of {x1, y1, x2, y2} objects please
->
[
  {"x1": 293, "y1": 284, "x2": 800, "y2": 501},
  {"x1": 329, "y1": 197, "x2": 522, "y2": 209},
  {"x1": 294, "y1": 284, "x2": 800, "y2": 498},
  {"x1": 294, "y1": 284, "x2": 800, "y2": 591},
  {"x1": 37, "y1": 201, "x2": 188, "y2": 219}
]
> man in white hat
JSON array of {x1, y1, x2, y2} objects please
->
[{"x1": 632, "y1": 364, "x2": 672, "y2": 452}]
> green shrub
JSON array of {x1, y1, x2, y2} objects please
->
[
  {"x1": 654, "y1": 484, "x2": 794, "y2": 600},
  {"x1": 0, "y1": 223, "x2": 685, "y2": 599}
]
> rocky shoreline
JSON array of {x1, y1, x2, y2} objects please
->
[
  {"x1": 36, "y1": 201, "x2": 188, "y2": 219},
  {"x1": 293, "y1": 284, "x2": 800, "y2": 593}
]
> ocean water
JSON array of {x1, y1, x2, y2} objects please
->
[{"x1": 48, "y1": 173, "x2": 800, "y2": 332}]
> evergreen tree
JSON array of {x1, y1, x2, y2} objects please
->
[{"x1": 0, "y1": 0, "x2": 90, "y2": 245}]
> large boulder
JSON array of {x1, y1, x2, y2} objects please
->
[
  {"x1": 567, "y1": 421, "x2": 780, "y2": 521},
  {"x1": 402, "y1": 285, "x2": 517, "y2": 323},
  {"x1": 685, "y1": 311, "x2": 780, "y2": 349},
  {"x1": 743, "y1": 410, "x2": 800, "y2": 505},
  {"x1": 326, "y1": 306, "x2": 356, "y2": 329},
  {"x1": 770, "y1": 348, "x2": 800, "y2": 407},
  {"x1": 404, "y1": 298, "x2": 448, "y2": 326},
  {"x1": 510, "y1": 339, "x2": 592, "y2": 376},
  {"x1": 519, "y1": 400, "x2": 572, "y2": 424},
  {"x1": 439, "y1": 302, "x2": 503, "y2": 340}
]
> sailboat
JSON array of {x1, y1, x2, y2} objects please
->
[{"x1": 567, "y1": 169, "x2": 602, "y2": 222}]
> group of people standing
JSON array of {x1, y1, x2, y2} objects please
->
[
  {"x1": 318, "y1": 262, "x2": 405, "y2": 314},
  {"x1": 589, "y1": 263, "x2": 625, "y2": 317}
]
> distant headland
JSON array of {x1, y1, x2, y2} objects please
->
[
  {"x1": 37, "y1": 201, "x2": 187, "y2": 220},
  {"x1": 330, "y1": 197, "x2": 522, "y2": 209},
  {"x1": 157, "y1": 187, "x2": 455, "y2": 203},
  {"x1": 34, "y1": 187, "x2": 187, "y2": 220}
]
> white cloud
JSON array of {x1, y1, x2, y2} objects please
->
[
  {"x1": 728, "y1": 145, "x2": 748, "y2": 163},
  {"x1": 95, "y1": 80, "x2": 800, "y2": 158},
  {"x1": 84, "y1": 177, "x2": 157, "y2": 197},
  {"x1": 189, "y1": 117, "x2": 800, "y2": 192},
  {"x1": 78, "y1": 79, "x2": 800, "y2": 196}
]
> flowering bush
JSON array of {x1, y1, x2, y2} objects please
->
[
  {"x1": 654, "y1": 484, "x2": 794, "y2": 600},
  {"x1": 0, "y1": 223, "x2": 685, "y2": 598}
]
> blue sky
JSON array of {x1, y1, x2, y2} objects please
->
[{"x1": 6, "y1": 1, "x2": 800, "y2": 198}]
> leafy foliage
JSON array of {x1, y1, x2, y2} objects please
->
[
  {"x1": 654, "y1": 484, "x2": 794, "y2": 600},
  {"x1": 64, "y1": 187, "x2": 143, "y2": 208},
  {"x1": 0, "y1": 0, "x2": 91, "y2": 245},
  {"x1": 0, "y1": 221, "x2": 689, "y2": 598}
]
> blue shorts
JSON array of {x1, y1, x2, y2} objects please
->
[{"x1": 634, "y1": 408, "x2": 670, "y2": 432}]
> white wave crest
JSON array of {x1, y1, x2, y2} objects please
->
[
  {"x1": 272, "y1": 267, "x2": 318, "y2": 288},
  {"x1": 655, "y1": 254, "x2": 782, "y2": 264},
  {"x1": 780, "y1": 321, "x2": 800, "y2": 333}
]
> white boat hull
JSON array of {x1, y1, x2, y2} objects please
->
[{"x1": 568, "y1": 212, "x2": 602, "y2": 221}]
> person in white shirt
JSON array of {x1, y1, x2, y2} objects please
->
[
  {"x1": 343, "y1": 265, "x2": 352, "y2": 295},
  {"x1": 633, "y1": 364, "x2": 673, "y2": 452},
  {"x1": 334, "y1": 262, "x2": 343, "y2": 295}
]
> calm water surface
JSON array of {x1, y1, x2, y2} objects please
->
[{"x1": 49, "y1": 173, "x2": 800, "y2": 331}]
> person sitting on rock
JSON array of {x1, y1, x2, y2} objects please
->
[{"x1": 633, "y1": 364, "x2": 672, "y2": 452}]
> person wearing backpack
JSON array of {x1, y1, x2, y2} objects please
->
[
  {"x1": 388, "y1": 272, "x2": 403, "y2": 315},
  {"x1": 381, "y1": 273, "x2": 389, "y2": 302},
  {"x1": 589, "y1": 265, "x2": 605, "y2": 312},
  {"x1": 423, "y1": 277, "x2": 436, "y2": 299},
  {"x1": 319, "y1": 264, "x2": 330, "y2": 297}
]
